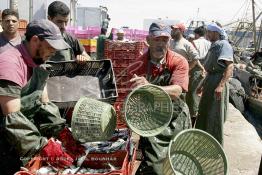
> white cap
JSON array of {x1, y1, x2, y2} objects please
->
[
  {"x1": 188, "y1": 34, "x2": 195, "y2": 38},
  {"x1": 117, "y1": 29, "x2": 125, "y2": 34}
]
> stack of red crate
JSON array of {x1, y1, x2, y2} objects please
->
[{"x1": 104, "y1": 40, "x2": 144, "y2": 128}]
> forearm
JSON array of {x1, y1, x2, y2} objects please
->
[
  {"x1": 218, "y1": 63, "x2": 234, "y2": 88},
  {"x1": 0, "y1": 96, "x2": 20, "y2": 115},
  {"x1": 189, "y1": 60, "x2": 198, "y2": 70},
  {"x1": 159, "y1": 84, "x2": 182, "y2": 99},
  {"x1": 81, "y1": 51, "x2": 92, "y2": 60},
  {"x1": 197, "y1": 60, "x2": 205, "y2": 71}
]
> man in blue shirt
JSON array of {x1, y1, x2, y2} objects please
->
[{"x1": 195, "y1": 23, "x2": 234, "y2": 145}]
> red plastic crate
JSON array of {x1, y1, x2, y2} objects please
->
[
  {"x1": 82, "y1": 150, "x2": 129, "y2": 175},
  {"x1": 111, "y1": 59, "x2": 135, "y2": 68},
  {"x1": 113, "y1": 67, "x2": 128, "y2": 76},
  {"x1": 114, "y1": 101, "x2": 127, "y2": 128},
  {"x1": 84, "y1": 45, "x2": 97, "y2": 52},
  {"x1": 105, "y1": 40, "x2": 144, "y2": 52},
  {"x1": 115, "y1": 76, "x2": 130, "y2": 87},
  {"x1": 105, "y1": 50, "x2": 141, "y2": 60}
]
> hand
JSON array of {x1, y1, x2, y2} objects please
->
[
  {"x1": 129, "y1": 74, "x2": 149, "y2": 88},
  {"x1": 196, "y1": 86, "x2": 203, "y2": 97},
  {"x1": 76, "y1": 54, "x2": 91, "y2": 63},
  {"x1": 201, "y1": 69, "x2": 207, "y2": 77},
  {"x1": 215, "y1": 85, "x2": 223, "y2": 100}
]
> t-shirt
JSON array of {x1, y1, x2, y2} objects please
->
[
  {"x1": 0, "y1": 32, "x2": 22, "y2": 54},
  {"x1": 0, "y1": 43, "x2": 37, "y2": 88},
  {"x1": 204, "y1": 39, "x2": 234, "y2": 73},
  {"x1": 170, "y1": 37, "x2": 199, "y2": 61},
  {"x1": 49, "y1": 32, "x2": 85, "y2": 61},
  {"x1": 129, "y1": 49, "x2": 189, "y2": 91},
  {"x1": 193, "y1": 37, "x2": 211, "y2": 60}
]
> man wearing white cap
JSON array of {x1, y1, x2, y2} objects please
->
[
  {"x1": 195, "y1": 23, "x2": 234, "y2": 145},
  {"x1": 116, "y1": 28, "x2": 128, "y2": 42}
]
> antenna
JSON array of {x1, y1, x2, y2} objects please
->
[{"x1": 196, "y1": 8, "x2": 200, "y2": 20}]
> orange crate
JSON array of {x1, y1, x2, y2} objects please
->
[
  {"x1": 19, "y1": 19, "x2": 27, "y2": 29},
  {"x1": 82, "y1": 150, "x2": 129, "y2": 175}
]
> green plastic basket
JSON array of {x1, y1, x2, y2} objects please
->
[
  {"x1": 71, "y1": 97, "x2": 117, "y2": 142},
  {"x1": 124, "y1": 84, "x2": 173, "y2": 137},
  {"x1": 163, "y1": 129, "x2": 228, "y2": 175}
]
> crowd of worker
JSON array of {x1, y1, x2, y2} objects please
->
[{"x1": 0, "y1": 1, "x2": 234, "y2": 174}]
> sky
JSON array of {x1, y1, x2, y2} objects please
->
[{"x1": 76, "y1": 0, "x2": 262, "y2": 29}]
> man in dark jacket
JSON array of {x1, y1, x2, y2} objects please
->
[{"x1": 48, "y1": 1, "x2": 91, "y2": 62}]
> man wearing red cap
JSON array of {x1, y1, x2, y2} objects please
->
[
  {"x1": 170, "y1": 23, "x2": 206, "y2": 123},
  {"x1": 170, "y1": 23, "x2": 203, "y2": 71}
]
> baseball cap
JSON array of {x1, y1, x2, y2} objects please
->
[
  {"x1": 149, "y1": 22, "x2": 171, "y2": 38},
  {"x1": 171, "y1": 23, "x2": 186, "y2": 32},
  {"x1": 25, "y1": 19, "x2": 70, "y2": 50},
  {"x1": 117, "y1": 29, "x2": 125, "y2": 34}
]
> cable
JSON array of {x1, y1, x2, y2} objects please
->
[{"x1": 229, "y1": 0, "x2": 249, "y2": 22}]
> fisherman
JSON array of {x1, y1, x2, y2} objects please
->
[
  {"x1": 116, "y1": 28, "x2": 129, "y2": 42},
  {"x1": 195, "y1": 23, "x2": 234, "y2": 145},
  {"x1": 0, "y1": 9, "x2": 21, "y2": 53},
  {"x1": 96, "y1": 28, "x2": 107, "y2": 59},
  {"x1": 186, "y1": 26, "x2": 210, "y2": 120},
  {"x1": 129, "y1": 22, "x2": 191, "y2": 175},
  {"x1": 0, "y1": 19, "x2": 84, "y2": 174},
  {"x1": 47, "y1": 1, "x2": 91, "y2": 62},
  {"x1": 187, "y1": 33, "x2": 195, "y2": 43},
  {"x1": 170, "y1": 23, "x2": 200, "y2": 69},
  {"x1": 170, "y1": 23, "x2": 205, "y2": 120}
]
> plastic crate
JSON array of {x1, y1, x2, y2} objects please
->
[
  {"x1": 111, "y1": 59, "x2": 137, "y2": 68},
  {"x1": 84, "y1": 45, "x2": 97, "y2": 52},
  {"x1": 114, "y1": 101, "x2": 127, "y2": 128},
  {"x1": 19, "y1": 19, "x2": 27, "y2": 29},
  {"x1": 45, "y1": 60, "x2": 118, "y2": 108},
  {"x1": 105, "y1": 50, "x2": 141, "y2": 60},
  {"x1": 105, "y1": 40, "x2": 144, "y2": 52},
  {"x1": 79, "y1": 39, "x2": 97, "y2": 46},
  {"x1": 82, "y1": 150, "x2": 129, "y2": 175},
  {"x1": 113, "y1": 67, "x2": 128, "y2": 76}
]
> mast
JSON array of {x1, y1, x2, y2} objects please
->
[
  {"x1": 70, "y1": 0, "x2": 77, "y2": 27},
  {"x1": 9, "y1": 0, "x2": 18, "y2": 11},
  {"x1": 252, "y1": 0, "x2": 257, "y2": 51},
  {"x1": 29, "y1": 0, "x2": 33, "y2": 22}
]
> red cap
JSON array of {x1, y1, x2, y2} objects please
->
[{"x1": 171, "y1": 23, "x2": 186, "y2": 32}]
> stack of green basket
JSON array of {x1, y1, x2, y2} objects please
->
[
  {"x1": 71, "y1": 97, "x2": 117, "y2": 142},
  {"x1": 124, "y1": 84, "x2": 173, "y2": 137},
  {"x1": 163, "y1": 129, "x2": 228, "y2": 175}
]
